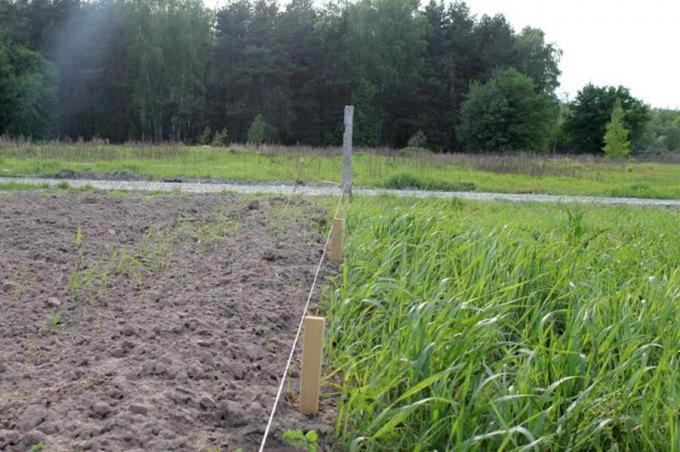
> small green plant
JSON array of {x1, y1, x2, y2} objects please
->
[
  {"x1": 38, "y1": 312, "x2": 63, "y2": 334},
  {"x1": 282, "y1": 430, "x2": 318, "y2": 452},
  {"x1": 75, "y1": 225, "x2": 82, "y2": 246},
  {"x1": 28, "y1": 443, "x2": 45, "y2": 452},
  {"x1": 51, "y1": 312, "x2": 62, "y2": 328}
]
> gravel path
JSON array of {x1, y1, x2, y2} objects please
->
[{"x1": 2, "y1": 177, "x2": 680, "y2": 208}]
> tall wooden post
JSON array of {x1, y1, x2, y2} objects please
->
[
  {"x1": 328, "y1": 218, "x2": 343, "y2": 263},
  {"x1": 300, "y1": 316, "x2": 325, "y2": 415},
  {"x1": 343, "y1": 106, "x2": 354, "y2": 198}
]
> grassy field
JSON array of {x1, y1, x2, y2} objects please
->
[
  {"x1": 1, "y1": 141, "x2": 680, "y2": 199},
  {"x1": 322, "y1": 198, "x2": 679, "y2": 450}
]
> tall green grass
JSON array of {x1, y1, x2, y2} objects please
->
[{"x1": 323, "y1": 198, "x2": 679, "y2": 450}]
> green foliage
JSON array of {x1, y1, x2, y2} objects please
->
[
  {"x1": 0, "y1": 0, "x2": 564, "y2": 150},
  {"x1": 514, "y1": 26, "x2": 562, "y2": 93},
  {"x1": 247, "y1": 114, "x2": 278, "y2": 145},
  {"x1": 197, "y1": 126, "x2": 212, "y2": 145},
  {"x1": 210, "y1": 128, "x2": 229, "y2": 147},
  {"x1": 603, "y1": 100, "x2": 631, "y2": 158},
  {"x1": 248, "y1": 115, "x2": 266, "y2": 145},
  {"x1": 324, "y1": 198, "x2": 680, "y2": 450},
  {"x1": 383, "y1": 172, "x2": 475, "y2": 191},
  {"x1": 638, "y1": 109, "x2": 680, "y2": 152},
  {"x1": 0, "y1": 36, "x2": 58, "y2": 138},
  {"x1": 564, "y1": 84, "x2": 650, "y2": 153},
  {"x1": 407, "y1": 130, "x2": 428, "y2": 149},
  {"x1": 352, "y1": 79, "x2": 382, "y2": 147},
  {"x1": 459, "y1": 68, "x2": 558, "y2": 152},
  {"x1": 282, "y1": 429, "x2": 319, "y2": 451}
]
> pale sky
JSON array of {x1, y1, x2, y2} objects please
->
[{"x1": 464, "y1": 0, "x2": 680, "y2": 109}]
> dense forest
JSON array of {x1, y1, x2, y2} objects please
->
[{"x1": 0, "y1": 0, "x2": 678, "y2": 152}]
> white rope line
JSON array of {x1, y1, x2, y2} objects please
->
[{"x1": 258, "y1": 192, "x2": 345, "y2": 452}]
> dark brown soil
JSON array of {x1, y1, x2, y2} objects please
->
[{"x1": 0, "y1": 191, "x2": 337, "y2": 451}]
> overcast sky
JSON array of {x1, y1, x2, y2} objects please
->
[{"x1": 464, "y1": 0, "x2": 680, "y2": 108}]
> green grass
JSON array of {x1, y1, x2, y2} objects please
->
[
  {"x1": 0, "y1": 181, "x2": 50, "y2": 190},
  {"x1": 1, "y1": 142, "x2": 680, "y2": 199},
  {"x1": 322, "y1": 197, "x2": 679, "y2": 450}
]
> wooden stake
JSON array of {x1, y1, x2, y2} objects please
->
[
  {"x1": 342, "y1": 106, "x2": 354, "y2": 196},
  {"x1": 328, "y1": 217, "x2": 343, "y2": 263},
  {"x1": 300, "y1": 316, "x2": 325, "y2": 415}
]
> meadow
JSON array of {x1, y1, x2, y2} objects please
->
[
  {"x1": 322, "y1": 197, "x2": 680, "y2": 450},
  {"x1": 1, "y1": 140, "x2": 680, "y2": 199}
]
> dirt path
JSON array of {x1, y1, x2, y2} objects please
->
[
  {"x1": 2, "y1": 177, "x2": 680, "y2": 208},
  {"x1": 0, "y1": 191, "x2": 336, "y2": 451}
]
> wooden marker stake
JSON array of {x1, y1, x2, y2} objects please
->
[
  {"x1": 300, "y1": 316, "x2": 325, "y2": 415},
  {"x1": 328, "y1": 218, "x2": 343, "y2": 263}
]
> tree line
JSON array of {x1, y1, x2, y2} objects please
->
[{"x1": 0, "y1": 0, "x2": 678, "y2": 153}]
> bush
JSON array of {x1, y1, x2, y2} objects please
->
[
  {"x1": 197, "y1": 126, "x2": 212, "y2": 145},
  {"x1": 407, "y1": 130, "x2": 428, "y2": 149},
  {"x1": 211, "y1": 127, "x2": 229, "y2": 147},
  {"x1": 247, "y1": 114, "x2": 278, "y2": 145},
  {"x1": 459, "y1": 68, "x2": 557, "y2": 152},
  {"x1": 384, "y1": 172, "x2": 476, "y2": 192}
]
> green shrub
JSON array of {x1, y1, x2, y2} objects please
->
[
  {"x1": 210, "y1": 127, "x2": 229, "y2": 147},
  {"x1": 197, "y1": 126, "x2": 212, "y2": 145},
  {"x1": 407, "y1": 130, "x2": 428, "y2": 149},
  {"x1": 247, "y1": 114, "x2": 278, "y2": 145},
  {"x1": 384, "y1": 172, "x2": 475, "y2": 191}
]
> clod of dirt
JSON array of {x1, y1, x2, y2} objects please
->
[
  {"x1": 16, "y1": 405, "x2": 49, "y2": 432},
  {"x1": 55, "y1": 169, "x2": 76, "y2": 179},
  {"x1": 0, "y1": 429, "x2": 20, "y2": 448},
  {"x1": 200, "y1": 396, "x2": 217, "y2": 411},
  {"x1": 91, "y1": 402, "x2": 112, "y2": 419},
  {"x1": 1, "y1": 281, "x2": 16, "y2": 293},
  {"x1": 218, "y1": 401, "x2": 248, "y2": 428},
  {"x1": 21, "y1": 430, "x2": 47, "y2": 448},
  {"x1": 120, "y1": 325, "x2": 137, "y2": 337},
  {"x1": 46, "y1": 297, "x2": 61, "y2": 308},
  {"x1": 261, "y1": 249, "x2": 280, "y2": 261},
  {"x1": 128, "y1": 404, "x2": 150, "y2": 416}
]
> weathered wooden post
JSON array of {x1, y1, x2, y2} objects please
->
[
  {"x1": 342, "y1": 105, "x2": 354, "y2": 200},
  {"x1": 300, "y1": 316, "x2": 326, "y2": 415},
  {"x1": 328, "y1": 217, "x2": 344, "y2": 263}
]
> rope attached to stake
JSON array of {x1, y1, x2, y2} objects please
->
[{"x1": 258, "y1": 194, "x2": 345, "y2": 452}]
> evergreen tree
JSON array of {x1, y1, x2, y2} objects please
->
[{"x1": 602, "y1": 99, "x2": 631, "y2": 158}]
